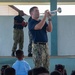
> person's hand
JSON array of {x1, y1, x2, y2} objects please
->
[
  {"x1": 47, "y1": 11, "x2": 51, "y2": 19},
  {"x1": 24, "y1": 22, "x2": 28, "y2": 27},
  {"x1": 44, "y1": 10, "x2": 49, "y2": 17},
  {"x1": 22, "y1": 21, "x2": 28, "y2": 27},
  {"x1": 44, "y1": 10, "x2": 51, "y2": 18}
]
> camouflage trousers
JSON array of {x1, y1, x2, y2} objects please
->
[
  {"x1": 32, "y1": 43, "x2": 49, "y2": 70},
  {"x1": 12, "y1": 29, "x2": 24, "y2": 52},
  {"x1": 28, "y1": 31, "x2": 33, "y2": 54}
]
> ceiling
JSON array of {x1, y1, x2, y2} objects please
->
[
  {"x1": 0, "y1": 0, "x2": 75, "y2": 5},
  {"x1": 0, "y1": 0, "x2": 75, "y2": 2}
]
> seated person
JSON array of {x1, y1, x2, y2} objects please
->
[
  {"x1": 50, "y1": 71, "x2": 61, "y2": 75},
  {"x1": 28, "y1": 67, "x2": 49, "y2": 75},
  {"x1": 55, "y1": 64, "x2": 67, "y2": 75},
  {"x1": 4, "y1": 67, "x2": 15, "y2": 75},
  {"x1": 71, "y1": 70, "x2": 75, "y2": 75},
  {"x1": 1, "y1": 65, "x2": 10, "y2": 75}
]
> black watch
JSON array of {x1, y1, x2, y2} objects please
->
[{"x1": 48, "y1": 18, "x2": 51, "y2": 21}]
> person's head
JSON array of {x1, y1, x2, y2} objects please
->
[
  {"x1": 4, "y1": 67, "x2": 15, "y2": 75},
  {"x1": 55, "y1": 64, "x2": 64, "y2": 73},
  {"x1": 28, "y1": 67, "x2": 49, "y2": 75},
  {"x1": 16, "y1": 50, "x2": 24, "y2": 60},
  {"x1": 55, "y1": 64, "x2": 67, "y2": 75},
  {"x1": 18, "y1": 10, "x2": 25, "y2": 16},
  {"x1": 37, "y1": 67, "x2": 49, "y2": 75},
  {"x1": 28, "y1": 69, "x2": 33, "y2": 75},
  {"x1": 50, "y1": 71, "x2": 61, "y2": 75},
  {"x1": 1, "y1": 65, "x2": 10, "y2": 75},
  {"x1": 29, "y1": 6, "x2": 39, "y2": 19},
  {"x1": 71, "y1": 70, "x2": 75, "y2": 75}
]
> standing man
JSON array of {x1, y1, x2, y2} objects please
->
[
  {"x1": 12, "y1": 10, "x2": 27, "y2": 56},
  {"x1": 28, "y1": 6, "x2": 52, "y2": 70},
  {"x1": 28, "y1": 17, "x2": 33, "y2": 57}
]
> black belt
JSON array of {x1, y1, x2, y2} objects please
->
[
  {"x1": 14, "y1": 28, "x2": 23, "y2": 30},
  {"x1": 34, "y1": 42, "x2": 47, "y2": 45}
]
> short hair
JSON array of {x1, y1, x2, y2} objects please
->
[
  {"x1": 1, "y1": 65, "x2": 10, "y2": 75},
  {"x1": 71, "y1": 70, "x2": 75, "y2": 75},
  {"x1": 37, "y1": 67, "x2": 49, "y2": 74},
  {"x1": 4, "y1": 67, "x2": 15, "y2": 75},
  {"x1": 55, "y1": 64, "x2": 67, "y2": 75},
  {"x1": 29, "y1": 6, "x2": 37, "y2": 15},
  {"x1": 28, "y1": 67, "x2": 49, "y2": 75},
  {"x1": 16, "y1": 50, "x2": 24, "y2": 58},
  {"x1": 18, "y1": 10, "x2": 24, "y2": 15},
  {"x1": 55, "y1": 64, "x2": 64, "y2": 71},
  {"x1": 28, "y1": 69, "x2": 33, "y2": 75},
  {"x1": 50, "y1": 71, "x2": 61, "y2": 75}
]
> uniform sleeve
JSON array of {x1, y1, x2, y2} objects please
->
[
  {"x1": 45, "y1": 22, "x2": 48, "y2": 27},
  {"x1": 24, "y1": 61, "x2": 31, "y2": 70},
  {"x1": 28, "y1": 21, "x2": 36, "y2": 31}
]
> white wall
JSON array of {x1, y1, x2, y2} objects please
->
[{"x1": 58, "y1": 16, "x2": 75, "y2": 55}]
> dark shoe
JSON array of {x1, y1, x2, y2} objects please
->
[
  {"x1": 28, "y1": 53, "x2": 32, "y2": 57},
  {"x1": 11, "y1": 52, "x2": 15, "y2": 57}
]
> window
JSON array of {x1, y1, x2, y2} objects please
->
[
  {"x1": 57, "y1": 5, "x2": 75, "y2": 15},
  {"x1": 14, "y1": 5, "x2": 75, "y2": 16}
]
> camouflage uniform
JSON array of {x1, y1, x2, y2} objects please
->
[
  {"x1": 32, "y1": 43, "x2": 49, "y2": 70},
  {"x1": 28, "y1": 31, "x2": 33, "y2": 54},
  {"x1": 12, "y1": 29, "x2": 24, "y2": 52},
  {"x1": 12, "y1": 14, "x2": 25, "y2": 54}
]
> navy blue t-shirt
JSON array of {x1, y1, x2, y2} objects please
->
[
  {"x1": 28, "y1": 19, "x2": 48, "y2": 43},
  {"x1": 14, "y1": 15, "x2": 24, "y2": 29}
]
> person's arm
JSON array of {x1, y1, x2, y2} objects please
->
[
  {"x1": 46, "y1": 18, "x2": 52, "y2": 32},
  {"x1": 22, "y1": 22, "x2": 28, "y2": 27},
  {"x1": 34, "y1": 15, "x2": 46, "y2": 30},
  {"x1": 34, "y1": 10, "x2": 48, "y2": 30},
  {"x1": 46, "y1": 11, "x2": 52, "y2": 32}
]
